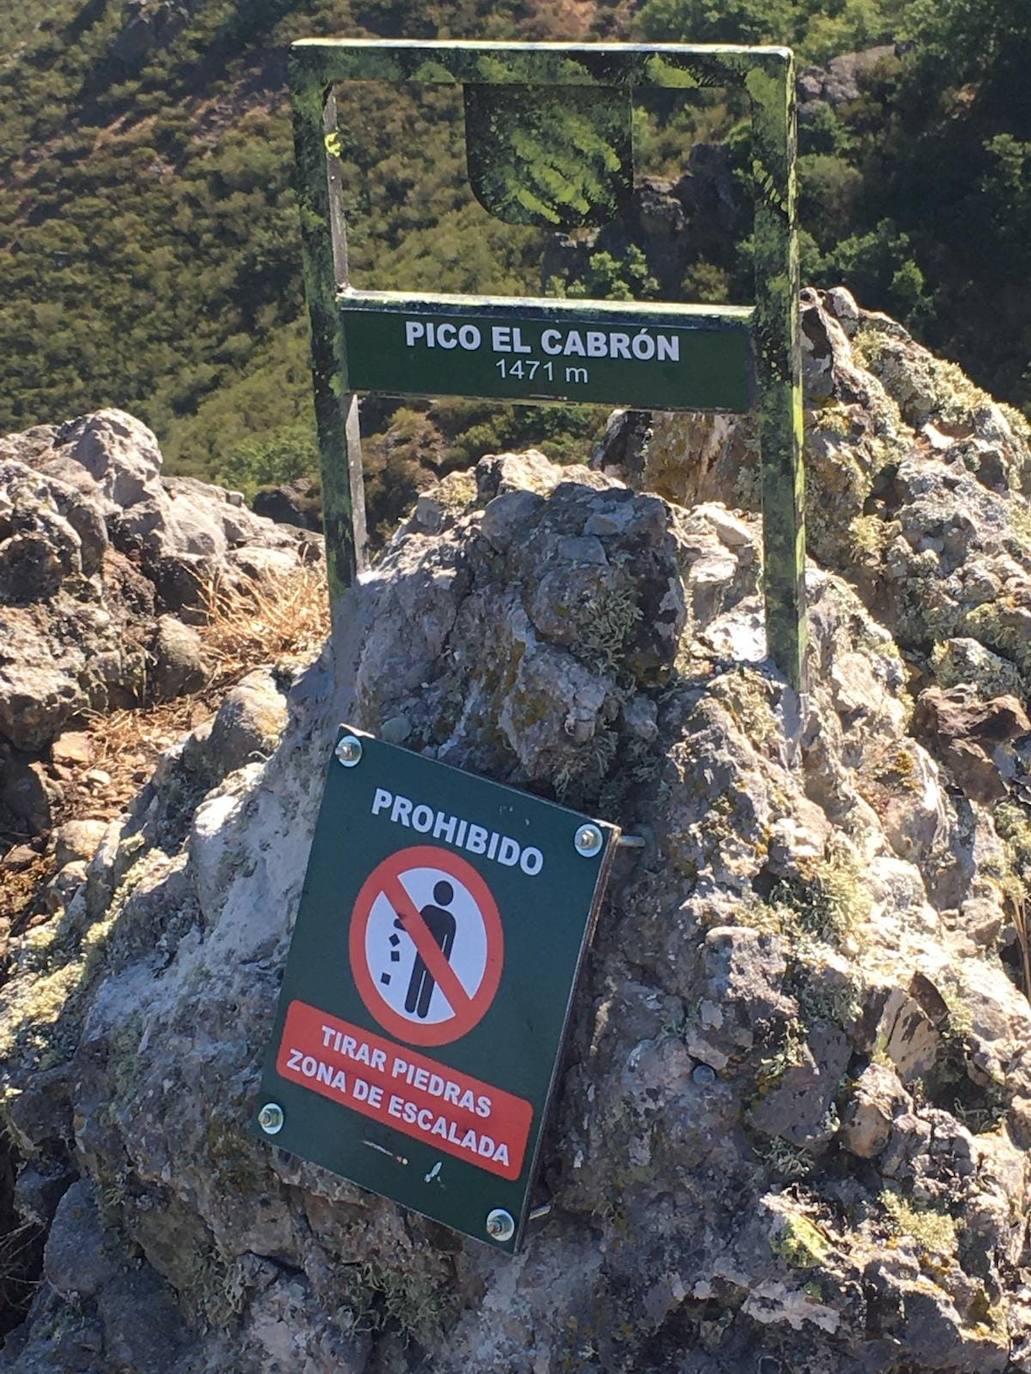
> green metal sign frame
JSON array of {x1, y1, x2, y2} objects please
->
[{"x1": 288, "y1": 38, "x2": 807, "y2": 689}]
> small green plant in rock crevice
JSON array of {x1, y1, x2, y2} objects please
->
[
  {"x1": 766, "y1": 843, "x2": 871, "y2": 950},
  {"x1": 334, "y1": 1260, "x2": 451, "y2": 1346},
  {"x1": 880, "y1": 1189, "x2": 960, "y2": 1260}
]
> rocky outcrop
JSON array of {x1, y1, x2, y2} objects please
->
[
  {"x1": 595, "y1": 287, "x2": 1031, "y2": 716},
  {"x1": 0, "y1": 410, "x2": 318, "y2": 838},
  {"x1": 108, "y1": 0, "x2": 200, "y2": 67},
  {"x1": 2, "y1": 370, "x2": 1030, "y2": 1371},
  {"x1": 798, "y1": 45, "x2": 899, "y2": 112},
  {"x1": 252, "y1": 477, "x2": 323, "y2": 533},
  {"x1": 542, "y1": 143, "x2": 743, "y2": 298}
]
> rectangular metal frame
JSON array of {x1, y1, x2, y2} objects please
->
[{"x1": 288, "y1": 38, "x2": 807, "y2": 688}]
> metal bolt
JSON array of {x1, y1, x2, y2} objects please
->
[
  {"x1": 485, "y1": 1208, "x2": 515, "y2": 1242},
  {"x1": 335, "y1": 735, "x2": 363, "y2": 768},
  {"x1": 574, "y1": 823, "x2": 603, "y2": 857},
  {"x1": 258, "y1": 1102, "x2": 284, "y2": 1135}
]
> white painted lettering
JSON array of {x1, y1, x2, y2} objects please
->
[
  {"x1": 520, "y1": 847, "x2": 544, "y2": 876},
  {"x1": 466, "y1": 824, "x2": 487, "y2": 854},
  {"x1": 433, "y1": 811, "x2": 457, "y2": 843},
  {"x1": 497, "y1": 836, "x2": 520, "y2": 867}
]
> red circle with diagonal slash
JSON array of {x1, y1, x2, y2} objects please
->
[{"x1": 349, "y1": 845, "x2": 503, "y2": 1046}]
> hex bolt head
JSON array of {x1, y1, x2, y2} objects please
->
[
  {"x1": 258, "y1": 1102, "x2": 285, "y2": 1136},
  {"x1": 574, "y1": 823, "x2": 603, "y2": 858},
  {"x1": 485, "y1": 1208, "x2": 515, "y2": 1242},
  {"x1": 335, "y1": 735, "x2": 363, "y2": 768}
]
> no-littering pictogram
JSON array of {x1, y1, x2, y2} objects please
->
[{"x1": 349, "y1": 845, "x2": 503, "y2": 1047}]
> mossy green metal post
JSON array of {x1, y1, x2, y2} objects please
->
[
  {"x1": 746, "y1": 52, "x2": 807, "y2": 691},
  {"x1": 288, "y1": 52, "x2": 367, "y2": 640}
]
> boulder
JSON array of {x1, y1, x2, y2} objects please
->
[
  {"x1": 0, "y1": 409, "x2": 320, "y2": 796},
  {"x1": 149, "y1": 614, "x2": 209, "y2": 701},
  {"x1": 913, "y1": 685, "x2": 1030, "y2": 804},
  {"x1": 841, "y1": 1062, "x2": 911, "y2": 1158},
  {"x1": 53, "y1": 819, "x2": 109, "y2": 869}
]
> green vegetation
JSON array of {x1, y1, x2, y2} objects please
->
[
  {"x1": 880, "y1": 1188, "x2": 960, "y2": 1259},
  {"x1": 0, "y1": 0, "x2": 1027, "y2": 533},
  {"x1": 633, "y1": 0, "x2": 1031, "y2": 416},
  {"x1": 766, "y1": 843, "x2": 870, "y2": 948}
]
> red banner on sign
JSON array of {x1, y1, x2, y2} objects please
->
[{"x1": 276, "y1": 1000, "x2": 533, "y2": 1181}]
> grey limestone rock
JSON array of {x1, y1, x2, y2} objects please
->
[
  {"x1": 594, "y1": 287, "x2": 1031, "y2": 709},
  {"x1": 0, "y1": 408, "x2": 319, "y2": 806},
  {"x1": 148, "y1": 613, "x2": 209, "y2": 702}
]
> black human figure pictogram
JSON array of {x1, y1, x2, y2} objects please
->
[{"x1": 402, "y1": 880, "x2": 457, "y2": 1018}]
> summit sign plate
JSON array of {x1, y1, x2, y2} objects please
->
[
  {"x1": 341, "y1": 293, "x2": 755, "y2": 412},
  {"x1": 255, "y1": 727, "x2": 618, "y2": 1251}
]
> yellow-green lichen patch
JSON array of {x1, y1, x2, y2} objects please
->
[
  {"x1": 770, "y1": 1212, "x2": 833, "y2": 1268},
  {"x1": 880, "y1": 1190, "x2": 960, "y2": 1260},
  {"x1": 0, "y1": 848, "x2": 171, "y2": 1071},
  {"x1": 334, "y1": 1258, "x2": 451, "y2": 1345}
]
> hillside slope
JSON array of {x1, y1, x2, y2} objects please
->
[{"x1": 0, "y1": 0, "x2": 1028, "y2": 503}]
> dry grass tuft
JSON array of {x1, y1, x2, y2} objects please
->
[
  {"x1": 86, "y1": 563, "x2": 329, "y2": 808},
  {"x1": 3, "y1": 565, "x2": 329, "y2": 934},
  {"x1": 197, "y1": 562, "x2": 329, "y2": 694}
]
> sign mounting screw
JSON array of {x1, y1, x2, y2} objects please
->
[
  {"x1": 574, "y1": 823, "x2": 603, "y2": 857},
  {"x1": 335, "y1": 735, "x2": 363, "y2": 768},
  {"x1": 485, "y1": 1208, "x2": 515, "y2": 1242},
  {"x1": 258, "y1": 1102, "x2": 285, "y2": 1135}
]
